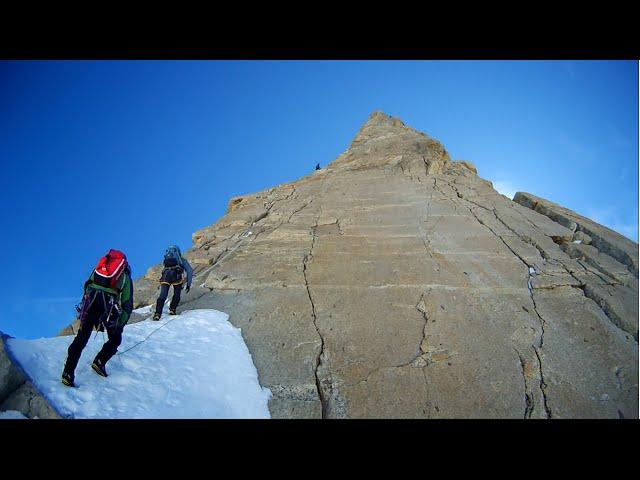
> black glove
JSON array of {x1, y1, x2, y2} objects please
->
[{"x1": 185, "y1": 285, "x2": 190, "y2": 294}]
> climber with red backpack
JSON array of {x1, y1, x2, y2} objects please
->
[{"x1": 61, "y1": 249, "x2": 134, "y2": 387}]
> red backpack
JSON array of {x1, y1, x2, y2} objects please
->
[{"x1": 92, "y1": 249, "x2": 128, "y2": 290}]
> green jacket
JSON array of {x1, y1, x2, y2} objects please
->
[{"x1": 85, "y1": 271, "x2": 134, "y2": 327}]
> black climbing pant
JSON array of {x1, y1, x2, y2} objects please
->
[
  {"x1": 155, "y1": 283, "x2": 183, "y2": 315},
  {"x1": 64, "y1": 296, "x2": 124, "y2": 376}
]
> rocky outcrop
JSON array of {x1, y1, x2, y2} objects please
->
[
  {"x1": 0, "y1": 333, "x2": 60, "y2": 419},
  {"x1": 513, "y1": 191, "x2": 639, "y2": 342},
  {"x1": 514, "y1": 192, "x2": 638, "y2": 276},
  {"x1": 113, "y1": 111, "x2": 638, "y2": 418}
]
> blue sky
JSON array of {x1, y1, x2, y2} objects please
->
[{"x1": 0, "y1": 60, "x2": 637, "y2": 339}]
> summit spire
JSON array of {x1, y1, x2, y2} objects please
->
[{"x1": 328, "y1": 111, "x2": 450, "y2": 174}]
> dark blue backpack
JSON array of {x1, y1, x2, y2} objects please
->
[
  {"x1": 161, "y1": 246, "x2": 185, "y2": 285},
  {"x1": 163, "y1": 246, "x2": 183, "y2": 268}
]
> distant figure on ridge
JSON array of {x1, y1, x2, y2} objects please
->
[
  {"x1": 153, "y1": 245, "x2": 193, "y2": 321},
  {"x1": 315, "y1": 163, "x2": 321, "y2": 170},
  {"x1": 61, "y1": 249, "x2": 134, "y2": 387}
]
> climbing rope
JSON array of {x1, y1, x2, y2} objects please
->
[
  {"x1": 196, "y1": 223, "x2": 256, "y2": 281},
  {"x1": 116, "y1": 314, "x2": 181, "y2": 357},
  {"x1": 115, "y1": 298, "x2": 178, "y2": 357}
]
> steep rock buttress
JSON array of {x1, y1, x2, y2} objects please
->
[{"x1": 113, "y1": 111, "x2": 638, "y2": 418}]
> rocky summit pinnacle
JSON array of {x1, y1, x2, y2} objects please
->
[
  {"x1": 331, "y1": 111, "x2": 454, "y2": 176},
  {"x1": 351, "y1": 110, "x2": 412, "y2": 140},
  {"x1": 60, "y1": 112, "x2": 639, "y2": 419}
]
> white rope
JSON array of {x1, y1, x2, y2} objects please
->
[
  {"x1": 196, "y1": 223, "x2": 257, "y2": 281},
  {"x1": 116, "y1": 314, "x2": 180, "y2": 356}
]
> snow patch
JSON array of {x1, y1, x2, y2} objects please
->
[
  {"x1": 7, "y1": 309, "x2": 271, "y2": 419},
  {"x1": 527, "y1": 267, "x2": 537, "y2": 292},
  {"x1": 133, "y1": 304, "x2": 153, "y2": 315},
  {"x1": 0, "y1": 410, "x2": 29, "y2": 419}
]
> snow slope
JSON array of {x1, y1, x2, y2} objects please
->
[
  {"x1": 5, "y1": 309, "x2": 271, "y2": 419},
  {"x1": 0, "y1": 410, "x2": 28, "y2": 419}
]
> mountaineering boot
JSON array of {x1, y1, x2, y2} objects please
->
[
  {"x1": 153, "y1": 312, "x2": 160, "y2": 321},
  {"x1": 91, "y1": 358, "x2": 108, "y2": 377},
  {"x1": 61, "y1": 371, "x2": 75, "y2": 387},
  {"x1": 169, "y1": 309, "x2": 177, "y2": 315}
]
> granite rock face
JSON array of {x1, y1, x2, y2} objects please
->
[{"x1": 96, "y1": 111, "x2": 640, "y2": 418}]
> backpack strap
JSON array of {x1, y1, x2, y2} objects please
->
[
  {"x1": 90, "y1": 283, "x2": 120, "y2": 296},
  {"x1": 87, "y1": 271, "x2": 124, "y2": 304}
]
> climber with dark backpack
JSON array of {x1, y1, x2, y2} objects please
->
[
  {"x1": 153, "y1": 245, "x2": 193, "y2": 321},
  {"x1": 61, "y1": 249, "x2": 134, "y2": 387}
]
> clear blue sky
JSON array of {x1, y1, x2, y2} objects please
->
[{"x1": 1, "y1": 60, "x2": 637, "y2": 339}]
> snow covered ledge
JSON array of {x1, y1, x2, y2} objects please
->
[{"x1": 2, "y1": 309, "x2": 271, "y2": 419}]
